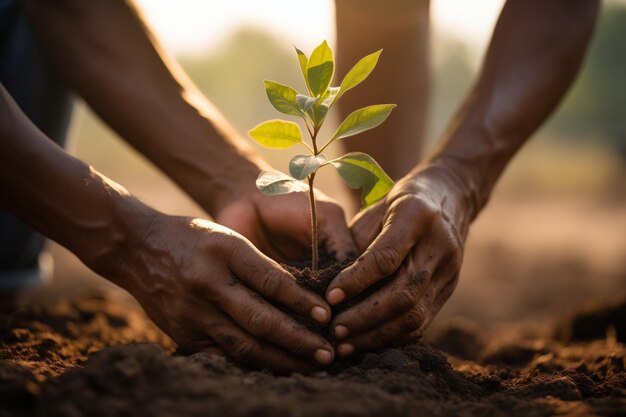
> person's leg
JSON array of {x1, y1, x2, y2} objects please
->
[
  {"x1": 335, "y1": 0, "x2": 430, "y2": 182},
  {"x1": 0, "y1": 0, "x2": 74, "y2": 297}
]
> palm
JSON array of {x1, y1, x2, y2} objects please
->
[{"x1": 216, "y1": 191, "x2": 355, "y2": 262}]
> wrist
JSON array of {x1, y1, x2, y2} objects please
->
[
  {"x1": 396, "y1": 161, "x2": 476, "y2": 238},
  {"x1": 205, "y1": 154, "x2": 268, "y2": 216},
  {"x1": 78, "y1": 178, "x2": 160, "y2": 290},
  {"x1": 422, "y1": 155, "x2": 483, "y2": 223}
]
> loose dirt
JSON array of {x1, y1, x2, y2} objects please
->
[{"x1": 1, "y1": 291, "x2": 625, "y2": 417}]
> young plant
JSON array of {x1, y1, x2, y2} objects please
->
[{"x1": 248, "y1": 40, "x2": 395, "y2": 271}]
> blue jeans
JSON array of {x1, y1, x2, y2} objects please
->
[{"x1": 0, "y1": 0, "x2": 74, "y2": 290}]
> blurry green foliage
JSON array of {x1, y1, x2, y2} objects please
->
[
  {"x1": 180, "y1": 29, "x2": 302, "y2": 131},
  {"x1": 547, "y1": 3, "x2": 626, "y2": 152}
]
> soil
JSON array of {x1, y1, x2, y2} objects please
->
[
  {"x1": 282, "y1": 252, "x2": 352, "y2": 335},
  {"x1": 283, "y1": 250, "x2": 349, "y2": 297},
  {"x1": 282, "y1": 251, "x2": 390, "y2": 337},
  {"x1": 1, "y1": 291, "x2": 625, "y2": 417}
]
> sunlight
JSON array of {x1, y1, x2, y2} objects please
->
[
  {"x1": 133, "y1": 0, "x2": 505, "y2": 56},
  {"x1": 134, "y1": 0, "x2": 336, "y2": 55}
]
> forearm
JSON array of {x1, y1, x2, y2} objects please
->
[
  {"x1": 0, "y1": 84, "x2": 152, "y2": 284},
  {"x1": 425, "y1": 0, "x2": 599, "y2": 220},
  {"x1": 23, "y1": 0, "x2": 266, "y2": 216},
  {"x1": 335, "y1": 0, "x2": 429, "y2": 180}
]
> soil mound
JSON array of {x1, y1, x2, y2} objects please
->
[{"x1": 1, "y1": 291, "x2": 625, "y2": 417}]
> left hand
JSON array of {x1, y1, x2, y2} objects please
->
[
  {"x1": 215, "y1": 187, "x2": 357, "y2": 262},
  {"x1": 324, "y1": 163, "x2": 472, "y2": 357}
]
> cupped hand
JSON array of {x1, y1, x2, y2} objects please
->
[
  {"x1": 324, "y1": 164, "x2": 472, "y2": 357},
  {"x1": 216, "y1": 188, "x2": 357, "y2": 262},
  {"x1": 117, "y1": 212, "x2": 336, "y2": 373}
]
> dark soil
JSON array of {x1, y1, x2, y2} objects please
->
[
  {"x1": 1, "y1": 291, "x2": 625, "y2": 417},
  {"x1": 282, "y1": 250, "x2": 349, "y2": 297},
  {"x1": 282, "y1": 251, "x2": 390, "y2": 338},
  {"x1": 555, "y1": 292, "x2": 626, "y2": 343},
  {"x1": 282, "y1": 252, "x2": 352, "y2": 336}
]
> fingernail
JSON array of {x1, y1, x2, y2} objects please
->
[
  {"x1": 310, "y1": 306, "x2": 329, "y2": 323},
  {"x1": 327, "y1": 288, "x2": 345, "y2": 305},
  {"x1": 337, "y1": 344, "x2": 354, "y2": 357},
  {"x1": 314, "y1": 348, "x2": 333, "y2": 365},
  {"x1": 334, "y1": 325, "x2": 349, "y2": 339}
]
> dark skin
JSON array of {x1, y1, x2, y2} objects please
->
[
  {"x1": 0, "y1": 83, "x2": 337, "y2": 374},
  {"x1": 335, "y1": 0, "x2": 430, "y2": 182},
  {"x1": 328, "y1": 0, "x2": 600, "y2": 357},
  {"x1": 0, "y1": 0, "x2": 363, "y2": 372},
  {"x1": 0, "y1": 0, "x2": 599, "y2": 372}
]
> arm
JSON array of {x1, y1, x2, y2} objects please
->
[
  {"x1": 335, "y1": 0, "x2": 430, "y2": 182},
  {"x1": 0, "y1": 84, "x2": 335, "y2": 372},
  {"x1": 23, "y1": 0, "x2": 355, "y2": 261},
  {"x1": 326, "y1": 0, "x2": 600, "y2": 356}
]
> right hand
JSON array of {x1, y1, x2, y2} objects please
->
[{"x1": 104, "y1": 211, "x2": 335, "y2": 374}]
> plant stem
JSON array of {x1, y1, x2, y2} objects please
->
[
  {"x1": 307, "y1": 173, "x2": 318, "y2": 271},
  {"x1": 308, "y1": 121, "x2": 320, "y2": 271}
]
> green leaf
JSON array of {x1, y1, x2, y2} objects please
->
[
  {"x1": 296, "y1": 94, "x2": 318, "y2": 113},
  {"x1": 317, "y1": 87, "x2": 340, "y2": 123},
  {"x1": 248, "y1": 120, "x2": 303, "y2": 149},
  {"x1": 331, "y1": 152, "x2": 393, "y2": 208},
  {"x1": 264, "y1": 80, "x2": 302, "y2": 117},
  {"x1": 306, "y1": 40, "x2": 334, "y2": 97},
  {"x1": 337, "y1": 50, "x2": 382, "y2": 101},
  {"x1": 295, "y1": 47, "x2": 310, "y2": 93},
  {"x1": 289, "y1": 154, "x2": 327, "y2": 180},
  {"x1": 256, "y1": 170, "x2": 308, "y2": 195},
  {"x1": 322, "y1": 87, "x2": 340, "y2": 107},
  {"x1": 330, "y1": 104, "x2": 396, "y2": 141}
]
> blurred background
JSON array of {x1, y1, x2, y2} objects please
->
[{"x1": 40, "y1": 0, "x2": 625, "y2": 334}]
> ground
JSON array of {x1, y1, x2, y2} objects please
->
[
  {"x1": 0, "y1": 196, "x2": 625, "y2": 417},
  {"x1": 1, "y1": 291, "x2": 625, "y2": 417}
]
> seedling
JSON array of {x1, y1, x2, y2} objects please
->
[{"x1": 249, "y1": 41, "x2": 395, "y2": 270}]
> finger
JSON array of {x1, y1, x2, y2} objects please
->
[
  {"x1": 349, "y1": 201, "x2": 387, "y2": 253},
  {"x1": 332, "y1": 250, "x2": 438, "y2": 338},
  {"x1": 336, "y1": 303, "x2": 429, "y2": 357},
  {"x1": 198, "y1": 345, "x2": 227, "y2": 357},
  {"x1": 228, "y1": 240, "x2": 331, "y2": 324},
  {"x1": 214, "y1": 279, "x2": 335, "y2": 366},
  {"x1": 326, "y1": 196, "x2": 422, "y2": 305},
  {"x1": 317, "y1": 202, "x2": 358, "y2": 262},
  {"x1": 419, "y1": 271, "x2": 460, "y2": 333},
  {"x1": 205, "y1": 310, "x2": 318, "y2": 374},
  {"x1": 339, "y1": 275, "x2": 455, "y2": 359}
]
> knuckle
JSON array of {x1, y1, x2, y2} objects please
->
[
  {"x1": 245, "y1": 307, "x2": 276, "y2": 338},
  {"x1": 287, "y1": 330, "x2": 309, "y2": 354},
  {"x1": 393, "y1": 194, "x2": 422, "y2": 211},
  {"x1": 259, "y1": 268, "x2": 284, "y2": 298},
  {"x1": 214, "y1": 230, "x2": 242, "y2": 252},
  {"x1": 370, "y1": 246, "x2": 401, "y2": 276},
  {"x1": 392, "y1": 287, "x2": 418, "y2": 314},
  {"x1": 404, "y1": 308, "x2": 426, "y2": 332},
  {"x1": 393, "y1": 194, "x2": 432, "y2": 217},
  {"x1": 344, "y1": 312, "x2": 368, "y2": 333},
  {"x1": 230, "y1": 340, "x2": 257, "y2": 362}
]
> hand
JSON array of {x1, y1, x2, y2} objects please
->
[
  {"x1": 109, "y1": 210, "x2": 336, "y2": 373},
  {"x1": 216, "y1": 188, "x2": 357, "y2": 262},
  {"x1": 324, "y1": 163, "x2": 472, "y2": 357}
]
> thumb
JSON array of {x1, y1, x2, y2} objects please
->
[
  {"x1": 349, "y1": 201, "x2": 387, "y2": 253},
  {"x1": 325, "y1": 204, "x2": 418, "y2": 305},
  {"x1": 317, "y1": 202, "x2": 358, "y2": 262}
]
